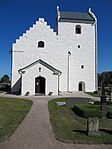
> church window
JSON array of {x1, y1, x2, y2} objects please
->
[
  {"x1": 81, "y1": 65, "x2": 84, "y2": 69},
  {"x1": 76, "y1": 25, "x2": 81, "y2": 34},
  {"x1": 38, "y1": 41, "x2": 44, "y2": 48},
  {"x1": 78, "y1": 45, "x2": 80, "y2": 48},
  {"x1": 39, "y1": 67, "x2": 41, "y2": 72}
]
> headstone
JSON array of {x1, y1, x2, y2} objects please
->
[
  {"x1": 101, "y1": 81, "x2": 105, "y2": 96},
  {"x1": 56, "y1": 102, "x2": 66, "y2": 106},
  {"x1": 66, "y1": 97, "x2": 91, "y2": 106},
  {"x1": 100, "y1": 95, "x2": 108, "y2": 118},
  {"x1": 87, "y1": 117, "x2": 100, "y2": 136}
]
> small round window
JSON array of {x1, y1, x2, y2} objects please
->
[{"x1": 38, "y1": 41, "x2": 44, "y2": 48}]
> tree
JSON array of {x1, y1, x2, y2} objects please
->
[
  {"x1": 98, "y1": 71, "x2": 112, "y2": 87},
  {"x1": 0, "y1": 74, "x2": 10, "y2": 83}
]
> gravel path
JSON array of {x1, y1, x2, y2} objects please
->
[{"x1": 0, "y1": 93, "x2": 112, "y2": 149}]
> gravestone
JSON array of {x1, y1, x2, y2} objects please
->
[
  {"x1": 66, "y1": 97, "x2": 91, "y2": 106},
  {"x1": 110, "y1": 92, "x2": 112, "y2": 102},
  {"x1": 100, "y1": 96, "x2": 108, "y2": 118},
  {"x1": 56, "y1": 102, "x2": 66, "y2": 106},
  {"x1": 87, "y1": 117, "x2": 100, "y2": 136},
  {"x1": 101, "y1": 81, "x2": 105, "y2": 96},
  {"x1": 100, "y1": 81, "x2": 108, "y2": 118}
]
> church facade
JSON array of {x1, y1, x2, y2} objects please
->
[{"x1": 11, "y1": 7, "x2": 98, "y2": 95}]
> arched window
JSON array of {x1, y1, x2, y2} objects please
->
[
  {"x1": 76, "y1": 25, "x2": 81, "y2": 34},
  {"x1": 78, "y1": 81, "x2": 85, "y2": 91},
  {"x1": 38, "y1": 41, "x2": 44, "y2": 48},
  {"x1": 81, "y1": 65, "x2": 84, "y2": 69}
]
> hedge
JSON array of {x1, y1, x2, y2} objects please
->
[{"x1": 74, "y1": 104, "x2": 103, "y2": 119}]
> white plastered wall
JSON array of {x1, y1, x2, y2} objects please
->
[
  {"x1": 58, "y1": 21, "x2": 96, "y2": 92},
  {"x1": 11, "y1": 16, "x2": 97, "y2": 95},
  {"x1": 21, "y1": 63, "x2": 58, "y2": 95},
  {"x1": 11, "y1": 18, "x2": 68, "y2": 94}
]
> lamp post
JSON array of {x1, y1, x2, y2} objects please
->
[{"x1": 67, "y1": 51, "x2": 71, "y2": 92}]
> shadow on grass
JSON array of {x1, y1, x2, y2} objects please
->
[
  {"x1": 71, "y1": 107, "x2": 75, "y2": 113},
  {"x1": 72, "y1": 130, "x2": 87, "y2": 135},
  {"x1": 71, "y1": 107, "x2": 83, "y2": 118},
  {"x1": 73, "y1": 129, "x2": 112, "y2": 137},
  {"x1": 100, "y1": 129, "x2": 112, "y2": 135}
]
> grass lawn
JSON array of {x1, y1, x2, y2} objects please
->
[
  {"x1": 48, "y1": 98, "x2": 112, "y2": 144},
  {"x1": 86, "y1": 91, "x2": 101, "y2": 97},
  {"x1": 0, "y1": 97, "x2": 32, "y2": 141},
  {"x1": 0, "y1": 90, "x2": 4, "y2": 94}
]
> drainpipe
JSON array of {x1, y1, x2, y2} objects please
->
[
  {"x1": 67, "y1": 51, "x2": 71, "y2": 92},
  {"x1": 58, "y1": 72, "x2": 62, "y2": 95},
  {"x1": 95, "y1": 19, "x2": 98, "y2": 91}
]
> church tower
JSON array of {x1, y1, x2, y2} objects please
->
[{"x1": 56, "y1": 6, "x2": 97, "y2": 92}]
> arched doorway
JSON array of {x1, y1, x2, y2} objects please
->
[
  {"x1": 35, "y1": 76, "x2": 45, "y2": 94},
  {"x1": 78, "y1": 81, "x2": 85, "y2": 91}
]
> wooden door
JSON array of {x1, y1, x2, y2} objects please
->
[
  {"x1": 35, "y1": 77, "x2": 45, "y2": 94},
  {"x1": 35, "y1": 78, "x2": 40, "y2": 93}
]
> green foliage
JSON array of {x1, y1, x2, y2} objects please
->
[
  {"x1": 0, "y1": 97, "x2": 32, "y2": 141},
  {"x1": 108, "y1": 105, "x2": 112, "y2": 111},
  {"x1": 0, "y1": 90, "x2": 4, "y2": 94},
  {"x1": 0, "y1": 74, "x2": 10, "y2": 83},
  {"x1": 86, "y1": 92, "x2": 101, "y2": 97},
  {"x1": 74, "y1": 104, "x2": 103, "y2": 119},
  {"x1": 98, "y1": 71, "x2": 112, "y2": 87}
]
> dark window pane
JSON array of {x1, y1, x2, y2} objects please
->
[
  {"x1": 81, "y1": 65, "x2": 84, "y2": 69},
  {"x1": 78, "y1": 45, "x2": 80, "y2": 48},
  {"x1": 76, "y1": 25, "x2": 81, "y2": 34},
  {"x1": 38, "y1": 41, "x2": 44, "y2": 47}
]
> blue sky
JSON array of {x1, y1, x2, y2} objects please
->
[{"x1": 0, "y1": 0, "x2": 112, "y2": 78}]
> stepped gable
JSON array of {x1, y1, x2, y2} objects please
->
[{"x1": 14, "y1": 18, "x2": 56, "y2": 45}]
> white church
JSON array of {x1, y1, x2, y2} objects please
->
[{"x1": 11, "y1": 7, "x2": 98, "y2": 95}]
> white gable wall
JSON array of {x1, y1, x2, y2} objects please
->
[
  {"x1": 12, "y1": 18, "x2": 68, "y2": 94},
  {"x1": 21, "y1": 63, "x2": 58, "y2": 95}
]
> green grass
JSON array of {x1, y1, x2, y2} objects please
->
[
  {"x1": 0, "y1": 90, "x2": 4, "y2": 93},
  {"x1": 86, "y1": 91, "x2": 101, "y2": 97},
  {"x1": 0, "y1": 97, "x2": 32, "y2": 141},
  {"x1": 48, "y1": 98, "x2": 112, "y2": 144}
]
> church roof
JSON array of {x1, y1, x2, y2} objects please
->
[
  {"x1": 18, "y1": 59, "x2": 62, "y2": 75},
  {"x1": 59, "y1": 11, "x2": 95, "y2": 23}
]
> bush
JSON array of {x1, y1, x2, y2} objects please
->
[
  {"x1": 0, "y1": 85, "x2": 11, "y2": 92},
  {"x1": 107, "y1": 111, "x2": 112, "y2": 119},
  {"x1": 94, "y1": 91, "x2": 98, "y2": 94},
  {"x1": 74, "y1": 104, "x2": 103, "y2": 119}
]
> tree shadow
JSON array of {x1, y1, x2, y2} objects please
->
[
  {"x1": 72, "y1": 129, "x2": 87, "y2": 135},
  {"x1": 100, "y1": 129, "x2": 112, "y2": 135},
  {"x1": 71, "y1": 107, "x2": 83, "y2": 118}
]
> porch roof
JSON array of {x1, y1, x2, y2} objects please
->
[{"x1": 18, "y1": 59, "x2": 62, "y2": 75}]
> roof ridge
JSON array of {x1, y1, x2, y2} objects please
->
[
  {"x1": 59, "y1": 10, "x2": 95, "y2": 23},
  {"x1": 18, "y1": 59, "x2": 61, "y2": 75},
  {"x1": 60, "y1": 11, "x2": 87, "y2": 13}
]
